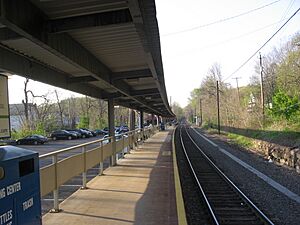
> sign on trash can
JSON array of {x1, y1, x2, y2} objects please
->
[{"x1": 0, "y1": 146, "x2": 42, "y2": 225}]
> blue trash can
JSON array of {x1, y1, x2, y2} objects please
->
[{"x1": 0, "y1": 146, "x2": 42, "y2": 225}]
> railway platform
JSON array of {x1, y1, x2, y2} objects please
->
[{"x1": 42, "y1": 129, "x2": 180, "y2": 225}]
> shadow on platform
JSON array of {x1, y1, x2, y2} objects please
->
[{"x1": 133, "y1": 129, "x2": 178, "y2": 225}]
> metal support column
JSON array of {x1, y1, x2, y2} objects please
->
[
  {"x1": 151, "y1": 114, "x2": 155, "y2": 135},
  {"x1": 151, "y1": 114, "x2": 154, "y2": 125},
  {"x1": 50, "y1": 155, "x2": 61, "y2": 213},
  {"x1": 129, "y1": 109, "x2": 135, "y2": 150},
  {"x1": 140, "y1": 111, "x2": 144, "y2": 141},
  {"x1": 81, "y1": 146, "x2": 87, "y2": 189},
  {"x1": 130, "y1": 109, "x2": 135, "y2": 131},
  {"x1": 108, "y1": 98, "x2": 116, "y2": 166}
]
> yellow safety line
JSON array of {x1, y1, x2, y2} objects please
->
[{"x1": 172, "y1": 127, "x2": 188, "y2": 225}]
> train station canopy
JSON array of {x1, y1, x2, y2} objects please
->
[{"x1": 0, "y1": 0, "x2": 174, "y2": 117}]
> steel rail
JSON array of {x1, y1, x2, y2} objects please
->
[
  {"x1": 186, "y1": 127, "x2": 275, "y2": 225},
  {"x1": 179, "y1": 125, "x2": 274, "y2": 225},
  {"x1": 179, "y1": 126, "x2": 220, "y2": 225}
]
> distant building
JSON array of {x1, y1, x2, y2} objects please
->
[{"x1": 247, "y1": 93, "x2": 256, "y2": 112}]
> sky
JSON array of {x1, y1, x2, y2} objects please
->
[
  {"x1": 7, "y1": 0, "x2": 300, "y2": 107},
  {"x1": 156, "y1": 0, "x2": 300, "y2": 107}
]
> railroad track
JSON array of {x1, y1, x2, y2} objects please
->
[{"x1": 176, "y1": 125, "x2": 274, "y2": 225}]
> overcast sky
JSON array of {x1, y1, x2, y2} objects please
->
[{"x1": 8, "y1": 0, "x2": 300, "y2": 107}]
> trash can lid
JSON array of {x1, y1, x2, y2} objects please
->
[{"x1": 0, "y1": 146, "x2": 37, "y2": 161}]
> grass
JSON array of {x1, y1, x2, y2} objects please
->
[
  {"x1": 227, "y1": 133, "x2": 253, "y2": 148},
  {"x1": 202, "y1": 120, "x2": 300, "y2": 148},
  {"x1": 201, "y1": 125, "x2": 254, "y2": 148}
]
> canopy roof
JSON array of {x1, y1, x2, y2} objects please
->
[{"x1": 0, "y1": 0, "x2": 174, "y2": 117}]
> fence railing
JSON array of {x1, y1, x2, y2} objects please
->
[{"x1": 39, "y1": 126, "x2": 158, "y2": 212}]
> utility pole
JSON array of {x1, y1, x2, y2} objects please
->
[
  {"x1": 232, "y1": 77, "x2": 241, "y2": 104},
  {"x1": 216, "y1": 81, "x2": 220, "y2": 135},
  {"x1": 259, "y1": 52, "x2": 265, "y2": 116},
  {"x1": 194, "y1": 106, "x2": 197, "y2": 125},
  {"x1": 199, "y1": 98, "x2": 202, "y2": 126}
]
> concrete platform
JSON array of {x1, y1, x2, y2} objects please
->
[{"x1": 43, "y1": 130, "x2": 178, "y2": 225}]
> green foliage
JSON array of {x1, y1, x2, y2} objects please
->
[
  {"x1": 227, "y1": 133, "x2": 253, "y2": 148},
  {"x1": 276, "y1": 49, "x2": 300, "y2": 97},
  {"x1": 11, "y1": 126, "x2": 47, "y2": 140},
  {"x1": 95, "y1": 117, "x2": 107, "y2": 129},
  {"x1": 172, "y1": 102, "x2": 184, "y2": 120},
  {"x1": 35, "y1": 122, "x2": 46, "y2": 135},
  {"x1": 78, "y1": 116, "x2": 90, "y2": 128},
  {"x1": 268, "y1": 90, "x2": 299, "y2": 121}
]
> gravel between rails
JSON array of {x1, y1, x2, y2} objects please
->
[
  {"x1": 175, "y1": 127, "x2": 212, "y2": 225},
  {"x1": 190, "y1": 127, "x2": 300, "y2": 225}
]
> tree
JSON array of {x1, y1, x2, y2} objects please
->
[
  {"x1": 95, "y1": 99, "x2": 107, "y2": 129},
  {"x1": 171, "y1": 102, "x2": 184, "y2": 120},
  {"x1": 54, "y1": 90, "x2": 64, "y2": 128},
  {"x1": 268, "y1": 91, "x2": 299, "y2": 121},
  {"x1": 21, "y1": 78, "x2": 52, "y2": 130}
]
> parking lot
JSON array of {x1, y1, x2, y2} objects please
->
[{"x1": 18, "y1": 135, "x2": 104, "y2": 156}]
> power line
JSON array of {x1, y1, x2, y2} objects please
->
[
  {"x1": 163, "y1": 0, "x2": 281, "y2": 37},
  {"x1": 222, "y1": 6, "x2": 300, "y2": 82},
  {"x1": 193, "y1": 20, "x2": 283, "y2": 52},
  {"x1": 166, "y1": 19, "x2": 285, "y2": 59},
  {"x1": 278, "y1": 0, "x2": 295, "y2": 24},
  {"x1": 274, "y1": 0, "x2": 295, "y2": 31}
]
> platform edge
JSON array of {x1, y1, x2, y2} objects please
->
[{"x1": 172, "y1": 126, "x2": 188, "y2": 225}]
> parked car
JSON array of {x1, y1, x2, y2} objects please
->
[
  {"x1": 16, "y1": 134, "x2": 48, "y2": 145},
  {"x1": 103, "y1": 134, "x2": 125, "y2": 141},
  {"x1": 94, "y1": 129, "x2": 108, "y2": 135},
  {"x1": 78, "y1": 129, "x2": 93, "y2": 138},
  {"x1": 50, "y1": 130, "x2": 77, "y2": 140},
  {"x1": 80, "y1": 128, "x2": 97, "y2": 137},
  {"x1": 66, "y1": 129, "x2": 93, "y2": 138},
  {"x1": 115, "y1": 126, "x2": 129, "y2": 134},
  {"x1": 65, "y1": 130, "x2": 82, "y2": 138}
]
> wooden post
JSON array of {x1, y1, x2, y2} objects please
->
[{"x1": 217, "y1": 81, "x2": 220, "y2": 135}]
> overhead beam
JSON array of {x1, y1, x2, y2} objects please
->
[
  {"x1": 0, "y1": 45, "x2": 107, "y2": 99},
  {"x1": 0, "y1": 28, "x2": 23, "y2": 41},
  {"x1": 102, "y1": 92, "x2": 124, "y2": 100},
  {"x1": 47, "y1": 9, "x2": 133, "y2": 33},
  {"x1": 68, "y1": 76, "x2": 97, "y2": 83},
  {"x1": 147, "y1": 99, "x2": 163, "y2": 104},
  {"x1": 131, "y1": 88, "x2": 158, "y2": 97},
  {"x1": 144, "y1": 94, "x2": 161, "y2": 99},
  {"x1": 152, "y1": 103, "x2": 164, "y2": 106},
  {"x1": 111, "y1": 69, "x2": 152, "y2": 81}
]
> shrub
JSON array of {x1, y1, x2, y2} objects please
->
[{"x1": 268, "y1": 90, "x2": 299, "y2": 121}]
